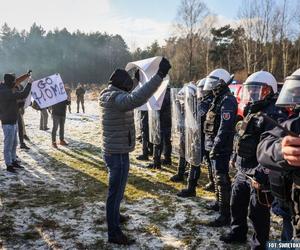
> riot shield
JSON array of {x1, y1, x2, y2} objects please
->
[
  {"x1": 148, "y1": 109, "x2": 161, "y2": 145},
  {"x1": 134, "y1": 109, "x2": 142, "y2": 140},
  {"x1": 171, "y1": 88, "x2": 185, "y2": 157},
  {"x1": 185, "y1": 87, "x2": 202, "y2": 166}
]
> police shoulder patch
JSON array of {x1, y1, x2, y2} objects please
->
[{"x1": 223, "y1": 112, "x2": 231, "y2": 120}]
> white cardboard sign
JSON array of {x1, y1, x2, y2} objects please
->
[{"x1": 31, "y1": 73, "x2": 67, "y2": 109}]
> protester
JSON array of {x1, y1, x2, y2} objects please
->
[
  {"x1": 51, "y1": 99, "x2": 71, "y2": 148},
  {"x1": 147, "y1": 87, "x2": 172, "y2": 169},
  {"x1": 0, "y1": 72, "x2": 32, "y2": 173},
  {"x1": 40, "y1": 108, "x2": 49, "y2": 131},
  {"x1": 76, "y1": 83, "x2": 85, "y2": 113},
  {"x1": 18, "y1": 105, "x2": 30, "y2": 149},
  {"x1": 65, "y1": 85, "x2": 72, "y2": 113},
  {"x1": 99, "y1": 57, "x2": 171, "y2": 245}
]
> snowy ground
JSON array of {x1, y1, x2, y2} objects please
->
[{"x1": 0, "y1": 100, "x2": 282, "y2": 250}]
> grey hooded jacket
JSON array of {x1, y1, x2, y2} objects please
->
[{"x1": 99, "y1": 74, "x2": 163, "y2": 154}]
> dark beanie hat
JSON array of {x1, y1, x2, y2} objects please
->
[
  {"x1": 109, "y1": 69, "x2": 133, "y2": 92},
  {"x1": 4, "y1": 73, "x2": 16, "y2": 88}
]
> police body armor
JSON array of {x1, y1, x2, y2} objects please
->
[
  {"x1": 235, "y1": 113, "x2": 261, "y2": 159},
  {"x1": 203, "y1": 96, "x2": 222, "y2": 137},
  {"x1": 185, "y1": 87, "x2": 201, "y2": 166},
  {"x1": 171, "y1": 88, "x2": 185, "y2": 157}
]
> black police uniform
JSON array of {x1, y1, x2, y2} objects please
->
[
  {"x1": 204, "y1": 86, "x2": 237, "y2": 226},
  {"x1": 222, "y1": 97, "x2": 288, "y2": 249},
  {"x1": 258, "y1": 114, "x2": 300, "y2": 239},
  {"x1": 177, "y1": 92, "x2": 213, "y2": 196},
  {"x1": 140, "y1": 111, "x2": 153, "y2": 158}
]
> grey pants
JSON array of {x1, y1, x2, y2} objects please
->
[
  {"x1": 40, "y1": 109, "x2": 48, "y2": 130},
  {"x1": 52, "y1": 115, "x2": 65, "y2": 142}
]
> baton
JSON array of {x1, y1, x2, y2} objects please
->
[{"x1": 257, "y1": 112, "x2": 299, "y2": 137}]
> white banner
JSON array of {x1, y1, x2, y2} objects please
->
[
  {"x1": 125, "y1": 56, "x2": 169, "y2": 110},
  {"x1": 31, "y1": 73, "x2": 67, "y2": 109}
]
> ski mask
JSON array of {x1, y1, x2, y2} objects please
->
[
  {"x1": 109, "y1": 69, "x2": 134, "y2": 92},
  {"x1": 4, "y1": 73, "x2": 16, "y2": 88}
]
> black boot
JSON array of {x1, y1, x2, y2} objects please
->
[
  {"x1": 162, "y1": 158, "x2": 172, "y2": 166},
  {"x1": 177, "y1": 165, "x2": 200, "y2": 197},
  {"x1": 220, "y1": 232, "x2": 247, "y2": 243},
  {"x1": 206, "y1": 176, "x2": 220, "y2": 211},
  {"x1": 177, "y1": 179, "x2": 197, "y2": 197},
  {"x1": 6, "y1": 165, "x2": 17, "y2": 173},
  {"x1": 108, "y1": 232, "x2": 135, "y2": 245},
  {"x1": 204, "y1": 155, "x2": 215, "y2": 192},
  {"x1": 170, "y1": 157, "x2": 186, "y2": 182},
  {"x1": 207, "y1": 174, "x2": 231, "y2": 227},
  {"x1": 20, "y1": 143, "x2": 30, "y2": 150},
  {"x1": 146, "y1": 163, "x2": 161, "y2": 169},
  {"x1": 136, "y1": 154, "x2": 149, "y2": 161},
  {"x1": 206, "y1": 201, "x2": 219, "y2": 211},
  {"x1": 12, "y1": 161, "x2": 24, "y2": 169}
]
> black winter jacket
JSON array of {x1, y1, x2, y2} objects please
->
[{"x1": 0, "y1": 83, "x2": 31, "y2": 124}]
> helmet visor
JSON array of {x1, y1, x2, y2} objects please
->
[
  {"x1": 276, "y1": 76, "x2": 300, "y2": 107},
  {"x1": 203, "y1": 76, "x2": 220, "y2": 91},
  {"x1": 241, "y1": 82, "x2": 270, "y2": 102}
]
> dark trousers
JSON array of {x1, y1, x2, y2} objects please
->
[
  {"x1": 231, "y1": 171, "x2": 270, "y2": 250},
  {"x1": 141, "y1": 121, "x2": 152, "y2": 156},
  {"x1": 40, "y1": 109, "x2": 48, "y2": 130},
  {"x1": 104, "y1": 153, "x2": 129, "y2": 238},
  {"x1": 77, "y1": 96, "x2": 84, "y2": 112},
  {"x1": 52, "y1": 115, "x2": 65, "y2": 142},
  {"x1": 272, "y1": 199, "x2": 293, "y2": 241},
  {"x1": 17, "y1": 113, "x2": 25, "y2": 145},
  {"x1": 153, "y1": 127, "x2": 172, "y2": 165}
]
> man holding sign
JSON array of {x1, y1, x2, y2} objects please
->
[
  {"x1": 0, "y1": 71, "x2": 32, "y2": 173},
  {"x1": 31, "y1": 74, "x2": 69, "y2": 148},
  {"x1": 99, "y1": 57, "x2": 171, "y2": 245}
]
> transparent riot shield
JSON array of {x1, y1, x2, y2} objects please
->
[
  {"x1": 134, "y1": 109, "x2": 142, "y2": 139},
  {"x1": 171, "y1": 88, "x2": 185, "y2": 157},
  {"x1": 185, "y1": 87, "x2": 202, "y2": 166},
  {"x1": 148, "y1": 109, "x2": 161, "y2": 145}
]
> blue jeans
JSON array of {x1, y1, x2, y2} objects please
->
[
  {"x1": 104, "y1": 153, "x2": 129, "y2": 238},
  {"x1": 2, "y1": 123, "x2": 18, "y2": 166}
]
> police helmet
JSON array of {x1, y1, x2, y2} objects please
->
[
  {"x1": 241, "y1": 71, "x2": 277, "y2": 103},
  {"x1": 203, "y1": 69, "x2": 231, "y2": 91},
  {"x1": 276, "y1": 69, "x2": 300, "y2": 107}
]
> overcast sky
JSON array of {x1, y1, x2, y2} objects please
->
[{"x1": 0, "y1": 0, "x2": 242, "y2": 50}]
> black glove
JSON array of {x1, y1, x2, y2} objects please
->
[
  {"x1": 27, "y1": 70, "x2": 32, "y2": 76},
  {"x1": 134, "y1": 69, "x2": 140, "y2": 82},
  {"x1": 157, "y1": 57, "x2": 171, "y2": 79}
]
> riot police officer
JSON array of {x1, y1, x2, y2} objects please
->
[
  {"x1": 203, "y1": 69, "x2": 237, "y2": 227},
  {"x1": 177, "y1": 78, "x2": 214, "y2": 197},
  {"x1": 220, "y1": 71, "x2": 288, "y2": 249},
  {"x1": 257, "y1": 68, "x2": 300, "y2": 239},
  {"x1": 147, "y1": 87, "x2": 172, "y2": 169},
  {"x1": 170, "y1": 84, "x2": 195, "y2": 181}
]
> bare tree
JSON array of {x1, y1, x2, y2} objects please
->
[{"x1": 175, "y1": 0, "x2": 209, "y2": 79}]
